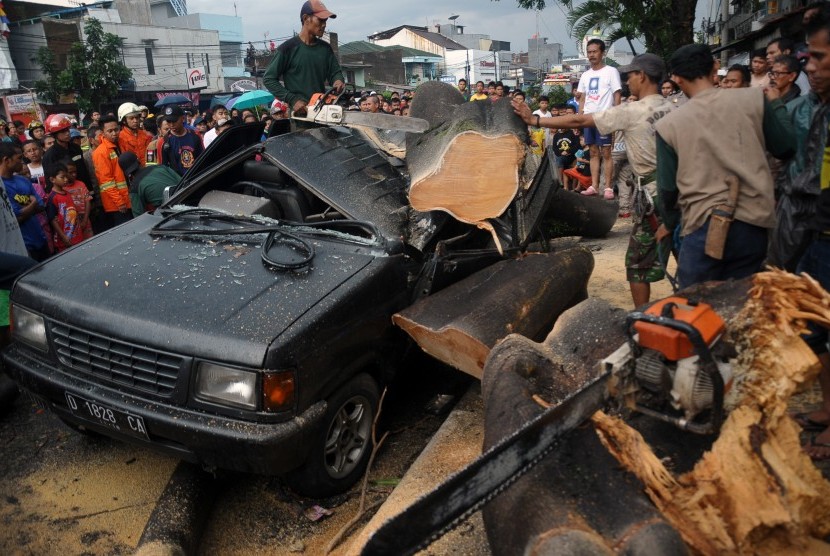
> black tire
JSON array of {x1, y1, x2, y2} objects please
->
[
  {"x1": 0, "y1": 372, "x2": 19, "y2": 418},
  {"x1": 285, "y1": 373, "x2": 379, "y2": 498}
]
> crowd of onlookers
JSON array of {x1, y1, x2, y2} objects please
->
[{"x1": 0, "y1": 97, "x2": 300, "y2": 263}]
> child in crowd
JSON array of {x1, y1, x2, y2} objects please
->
[
  {"x1": 23, "y1": 140, "x2": 45, "y2": 188},
  {"x1": 16, "y1": 150, "x2": 53, "y2": 255},
  {"x1": 44, "y1": 162, "x2": 83, "y2": 251},
  {"x1": 552, "y1": 126, "x2": 579, "y2": 184},
  {"x1": 64, "y1": 159, "x2": 93, "y2": 240},
  {"x1": 562, "y1": 136, "x2": 591, "y2": 191}
]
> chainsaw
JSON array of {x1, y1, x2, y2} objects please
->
[
  {"x1": 605, "y1": 296, "x2": 732, "y2": 434},
  {"x1": 361, "y1": 297, "x2": 733, "y2": 555},
  {"x1": 292, "y1": 88, "x2": 429, "y2": 133}
]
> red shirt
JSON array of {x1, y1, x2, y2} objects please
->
[{"x1": 46, "y1": 189, "x2": 83, "y2": 250}]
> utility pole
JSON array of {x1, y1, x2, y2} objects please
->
[
  {"x1": 720, "y1": 0, "x2": 729, "y2": 67},
  {"x1": 466, "y1": 49, "x2": 470, "y2": 87}
]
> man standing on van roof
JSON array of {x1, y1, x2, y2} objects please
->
[{"x1": 263, "y1": 0, "x2": 345, "y2": 117}]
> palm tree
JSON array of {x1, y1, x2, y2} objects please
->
[
  {"x1": 566, "y1": 0, "x2": 642, "y2": 55},
  {"x1": 509, "y1": 0, "x2": 697, "y2": 60}
]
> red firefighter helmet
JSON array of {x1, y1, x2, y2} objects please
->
[{"x1": 44, "y1": 114, "x2": 72, "y2": 134}]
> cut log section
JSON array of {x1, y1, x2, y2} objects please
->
[
  {"x1": 392, "y1": 247, "x2": 594, "y2": 379},
  {"x1": 405, "y1": 88, "x2": 530, "y2": 251}
]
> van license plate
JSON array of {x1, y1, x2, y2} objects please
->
[{"x1": 64, "y1": 392, "x2": 149, "y2": 440}]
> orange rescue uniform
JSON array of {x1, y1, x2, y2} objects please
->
[
  {"x1": 118, "y1": 127, "x2": 153, "y2": 167},
  {"x1": 92, "y1": 137, "x2": 131, "y2": 213}
]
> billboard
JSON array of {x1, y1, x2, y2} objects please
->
[
  {"x1": 186, "y1": 66, "x2": 208, "y2": 90},
  {"x1": 2, "y1": 92, "x2": 44, "y2": 126}
]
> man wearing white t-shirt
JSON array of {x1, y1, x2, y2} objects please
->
[
  {"x1": 577, "y1": 38, "x2": 622, "y2": 199},
  {"x1": 202, "y1": 105, "x2": 229, "y2": 150}
]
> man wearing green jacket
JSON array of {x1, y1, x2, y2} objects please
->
[
  {"x1": 117, "y1": 152, "x2": 180, "y2": 218},
  {"x1": 263, "y1": 0, "x2": 345, "y2": 117}
]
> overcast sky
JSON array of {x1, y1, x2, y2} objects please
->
[{"x1": 187, "y1": 1, "x2": 714, "y2": 57}]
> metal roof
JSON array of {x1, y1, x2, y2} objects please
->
[
  {"x1": 366, "y1": 25, "x2": 466, "y2": 50},
  {"x1": 340, "y1": 40, "x2": 440, "y2": 59}
]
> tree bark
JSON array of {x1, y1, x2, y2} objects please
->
[{"x1": 547, "y1": 188, "x2": 619, "y2": 238}]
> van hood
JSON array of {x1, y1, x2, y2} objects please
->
[{"x1": 13, "y1": 213, "x2": 378, "y2": 367}]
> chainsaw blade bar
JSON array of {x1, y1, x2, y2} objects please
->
[
  {"x1": 360, "y1": 371, "x2": 611, "y2": 556},
  {"x1": 340, "y1": 111, "x2": 429, "y2": 133}
]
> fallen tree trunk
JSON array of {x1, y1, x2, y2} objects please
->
[
  {"x1": 406, "y1": 84, "x2": 529, "y2": 249},
  {"x1": 481, "y1": 275, "x2": 830, "y2": 555},
  {"x1": 481, "y1": 296, "x2": 691, "y2": 555},
  {"x1": 393, "y1": 247, "x2": 593, "y2": 379},
  {"x1": 547, "y1": 188, "x2": 619, "y2": 238}
]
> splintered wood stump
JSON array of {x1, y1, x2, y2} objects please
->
[
  {"x1": 392, "y1": 247, "x2": 594, "y2": 379},
  {"x1": 406, "y1": 84, "x2": 529, "y2": 249},
  {"x1": 591, "y1": 270, "x2": 830, "y2": 555},
  {"x1": 482, "y1": 275, "x2": 830, "y2": 555}
]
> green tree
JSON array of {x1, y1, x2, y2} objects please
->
[
  {"x1": 501, "y1": 0, "x2": 697, "y2": 60},
  {"x1": 33, "y1": 18, "x2": 132, "y2": 113},
  {"x1": 546, "y1": 85, "x2": 570, "y2": 105}
]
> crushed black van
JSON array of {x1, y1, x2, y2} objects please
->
[{"x1": 2, "y1": 122, "x2": 555, "y2": 497}]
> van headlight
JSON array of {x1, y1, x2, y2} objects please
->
[
  {"x1": 195, "y1": 362, "x2": 258, "y2": 410},
  {"x1": 11, "y1": 306, "x2": 48, "y2": 352}
]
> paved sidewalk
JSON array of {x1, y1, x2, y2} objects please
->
[{"x1": 343, "y1": 383, "x2": 490, "y2": 555}]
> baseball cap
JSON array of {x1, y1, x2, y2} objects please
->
[
  {"x1": 617, "y1": 53, "x2": 666, "y2": 81},
  {"x1": 301, "y1": 0, "x2": 336, "y2": 20},
  {"x1": 117, "y1": 151, "x2": 140, "y2": 177},
  {"x1": 69, "y1": 128, "x2": 81, "y2": 138},
  {"x1": 162, "y1": 105, "x2": 184, "y2": 121}
]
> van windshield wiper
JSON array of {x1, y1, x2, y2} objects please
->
[
  {"x1": 150, "y1": 208, "x2": 314, "y2": 270},
  {"x1": 149, "y1": 208, "x2": 382, "y2": 270}
]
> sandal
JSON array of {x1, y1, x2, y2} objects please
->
[
  {"x1": 805, "y1": 433, "x2": 830, "y2": 461},
  {"x1": 791, "y1": 411, "x2": 830, "y2": 432}
]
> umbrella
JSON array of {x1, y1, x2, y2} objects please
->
[
  {"x1": 211, "y1": 95, "x2": 234, "y2": 109},
  {"x1": 154, "y1": 94, "x2": 192, "y2": 108},
  {"x1": 233, "y1": 90, "x2": 275, "y2": 111},
  {"x1": 224, "y1": 96, "x2": 240, "y2": 110}
]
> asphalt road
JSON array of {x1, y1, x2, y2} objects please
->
[{"x1": 0, "y1": 352, "x2": 472, "y2": 555}]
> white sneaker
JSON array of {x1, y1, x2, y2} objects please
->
[{"x1": 581, "y1": 186, "x2": 598, "y2": 196}]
